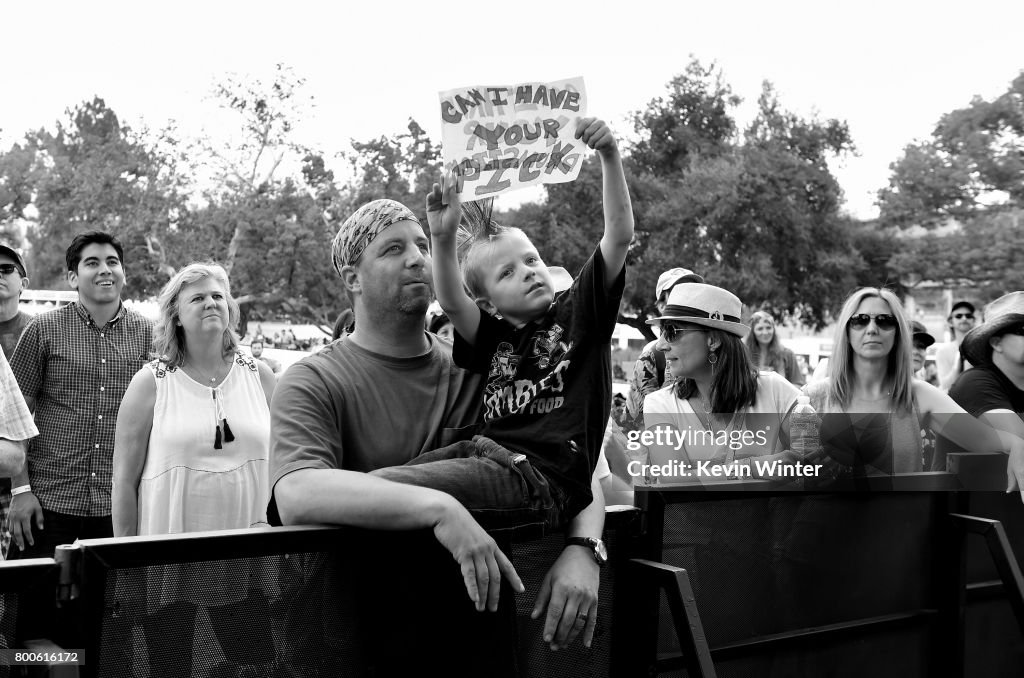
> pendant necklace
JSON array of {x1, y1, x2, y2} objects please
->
[
  {"x1": 696, "y1": 393, "x2": 715, "y2": 435},
  {"x1": 186, "y1": 357, "x2": 234, "y2": 449}
]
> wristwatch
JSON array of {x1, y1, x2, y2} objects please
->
[{"x1": 565, "y1": 536, "x2": 608, "y2": 567}]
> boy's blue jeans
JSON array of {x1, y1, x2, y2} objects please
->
[{"x1": 371, "y1": 435, "x2": 564, "y2": 530}]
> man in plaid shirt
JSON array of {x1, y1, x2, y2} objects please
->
[
  {"x1": 1, "y1": 347, "x2": 36, "y2": 559},
  {"x1": 0, "y1": 242, "x2": 34, "y2": 559},
  {"x1": 8, "y1": 231, "x2": 152, "y2": 642}
]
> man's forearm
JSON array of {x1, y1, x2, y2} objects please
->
[
  {"x1": 0, "y1": 438, "x2": 25, "y2": 476},
  {"x1": 275, "y1": 467, "x2": 457, "y2": 529}
]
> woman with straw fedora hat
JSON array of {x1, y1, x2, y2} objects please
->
[{"x1": 638, "y1": 282, "x2": 802, "y2": 480}]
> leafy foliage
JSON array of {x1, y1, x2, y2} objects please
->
[
  {"x1": 512, "y1": 61, "x2": 866, "y2": 332},
  {"x1": 887, "y1": 208, "x2": 1024, "y2": 294},
  {"x1": 0, "y1": 97, "x2": 190, "y2": 295},
  {"x1": 878, "y1": 71, "x2": 1024, "y2": 228}
]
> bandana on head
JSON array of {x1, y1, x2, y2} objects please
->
[{"x1": 332, "y1": 199, "x2": 421, "y2": 274}]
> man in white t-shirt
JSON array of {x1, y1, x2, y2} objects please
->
[{"x1": 936, "y1": 300, "x2": 977, "y2": 391}]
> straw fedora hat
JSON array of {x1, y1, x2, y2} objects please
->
[
  {"x1": 648, "y1": 283, "x2": 749, "y2": 338},
  {"x1": 960, "y1": 292, "x2": 1024, "y2": 366}
]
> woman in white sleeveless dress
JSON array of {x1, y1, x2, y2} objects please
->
[{"x1": 112, "y1": 262, "x2": 276, "y2": 677}]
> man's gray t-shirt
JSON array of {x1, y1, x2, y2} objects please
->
[{"x1": 268, "y1": 334, "x2": 482, "y2": 521}]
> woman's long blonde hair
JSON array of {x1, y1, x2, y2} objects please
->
[{"x1": 827, "y1": 287, "x2": 914, "y2": 413}]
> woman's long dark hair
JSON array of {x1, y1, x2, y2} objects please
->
[
  {"x1": 673, "y1": 329, "x2": 759, "y2": 413},
  {"x1": 744, "y1": 310, "x2": 785, "y2": 371}
]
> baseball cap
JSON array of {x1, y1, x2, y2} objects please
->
[
  {"x1": 0, "y1": 243, "x2": 27, "y2": 277},
  {"x1": 910, "y1": 320, "x2": 935, "y2": 348},
  {"x1": 655, "y1": 267, "x2": 704, "y2": 302},
  {"x1": 950, "y1": 300, "x2": 976, "y2": 316}
]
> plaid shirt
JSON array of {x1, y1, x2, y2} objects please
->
[
  {"x1": 1, "y1": 348, "x2": 37, "y2": 559},
  {"x1": 11, "y1": 302, "x2": 152, "y2": 517}
]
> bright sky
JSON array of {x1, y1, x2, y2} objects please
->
[{"x1": 2, "y1": 0, "x2": 1021, "y2": 219}]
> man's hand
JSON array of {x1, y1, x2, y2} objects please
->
[
  {"x1": 425, "y1": 171, "x2": 463, "y2": 242},
  {"x1": 10, "y1": 491, "x2": 43, "y2": 551},
  {"x1": 531, "y1": 544, "x2": 600, "y2": 650},
  {"x1": 432, "y1": 500, "x2": 525, "y2": 612},
  {"x1": 574, "y1": 117, "x2": 618, "y2": 158}
]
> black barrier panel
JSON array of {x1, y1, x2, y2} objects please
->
[
  {"x1": 0, "y1": 559, "x2": 59, "y2": 678},
  {"x1": 68, "y1": 515, "x2": 638, "y2": 678},
  {"x1": 961, "y1": 490, "x2": 1024, "y2": 677},
  {"x1": 511, "y1": 508, "x2": 638, "y2": 678},
  {"x1": 651, "y1": 625, "x2": 931, "y2": 678},
  {"x1": 654, "y1": 494, "x2": 941, "y2": 646},
  {"x1": 79, "y1": 527, "x2": 526, "y2": 678},
  {"x1": 631, "y1": 481, "x2": 961, "y2": 678},
  {"x1": 94, "y1": 553, "x2": 349, "y2": 678}
]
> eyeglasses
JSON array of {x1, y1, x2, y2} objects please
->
[
  {"x1": 847, "y1": 314, "x2": 898, "y2": 331},
  {"x1": 952, "y1": 313, "x2": 975, "y2": 320},
  {"x1": 660, "y1": 324, "x2": 706, "y2": 342},
  {"x1": 0, "y1": 264, "x2": 21, "y2": 276}
]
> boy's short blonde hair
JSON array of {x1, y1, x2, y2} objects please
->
[{"x1": 460, "y1": 226, "x2": 529, "y2": 299}]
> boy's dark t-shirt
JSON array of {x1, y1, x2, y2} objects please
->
[{"x1": 453, "y1": 246, "x2": 625, "y2": 521}]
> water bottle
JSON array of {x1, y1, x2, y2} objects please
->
[{"x1": 790, "y1": 395, "x2": 820, "y2": 463}]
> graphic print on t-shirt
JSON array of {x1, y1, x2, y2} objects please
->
[
  {"x1": 531, "y1": 324, "x2": 566, "y2": 369},
  {"x1": 483, "y1": 324, "x2": 573, "y2": 422},
  {"x1": 487, "y1": 342, "x2": 520, "y2": 392}
]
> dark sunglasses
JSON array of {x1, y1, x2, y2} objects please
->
[
  {"x1": 952, "y1": 313, "x2": 975, "y2": 320},
  {"x1": 848, "y1": 314, "x2": 897, "y2": 331},
  {"x1": 0, "y1": 264, "x2": 21, "y2": 276},
  {"x1": 660, "y1": 323, "x2": 706, "y2": 342}
]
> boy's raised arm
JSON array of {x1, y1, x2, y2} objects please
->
[
  {"x1": 576, "y1": 117, "x2": 634, "y2": 290},
  {"x1": 427, "y1": 176, "x2": 481, "y2": 345}
]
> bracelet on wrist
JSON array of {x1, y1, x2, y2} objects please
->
[{"x1": 11, "y1": 485, "x2": 32, "y2": 496}]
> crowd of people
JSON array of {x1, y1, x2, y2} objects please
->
[
  {"x1": 0, "y1": 113, "x2": 1023, "y2": 676},
  {"x1": 0, "y1": 118, "x2": 624, "y2": 674}
]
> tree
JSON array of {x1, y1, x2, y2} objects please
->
[
  {"x1": 201, "y1": 63, "x2": 316, "y2": 275},
  {"x1": 0, "y1": 97, "x2": 190, "y2": 296},
  {"x1": 887, "y1": 208, "x2": 1024, "y2": 295},
  {"x1": 510, "y1": 70, "x2": 865, "y2": 333},
  {"x1": 629, "y1": 58, "x2": 741, "y2": 175},
  {"x1": 344, "y1": 118, "x2": 443, "y2": 227},
  {"x1": 189, "y1": 176, "x2": 346, "y2": 332},
  {"x1": 878, "y1": 71, "x2": 1024, "y2": 228}
]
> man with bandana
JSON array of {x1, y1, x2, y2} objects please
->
[{"x1": 269, "y1": 199, "x2": 604, "y2": 676}]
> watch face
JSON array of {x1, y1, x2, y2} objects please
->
[{"x1": 593, "y1": 539, "x2": 608, "y2": 563}]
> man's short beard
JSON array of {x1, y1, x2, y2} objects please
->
[{"x1": 396, "y1": 294, "x2": 430, "y2": 316}]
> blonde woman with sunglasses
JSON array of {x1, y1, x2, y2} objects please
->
[{"x1": 803, "y1": 288, "x2": 1024, "y2": 494}]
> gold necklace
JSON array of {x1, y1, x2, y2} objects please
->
[
  {"x1": 186, "y1": 357, "x2": 229, "y2": 385},
  {"x1": 693, "y1": 394, "x2": 715, "y2": 433}
]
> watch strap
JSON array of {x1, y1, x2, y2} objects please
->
[{"x1": 565, "y1": 537, "x2": 606, "y2": 565}]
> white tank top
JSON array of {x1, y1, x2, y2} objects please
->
[{"x1": 137, "y1": 352, "x2": 270, "y2": 535}]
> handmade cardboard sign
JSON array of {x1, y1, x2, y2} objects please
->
[{"x1": 439, "y1": 77, "x2": 587, "y2": 201}]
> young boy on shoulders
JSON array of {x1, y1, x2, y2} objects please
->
[{"x1": 416, "y1": 116, "x2": 634, "y2": 527}]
